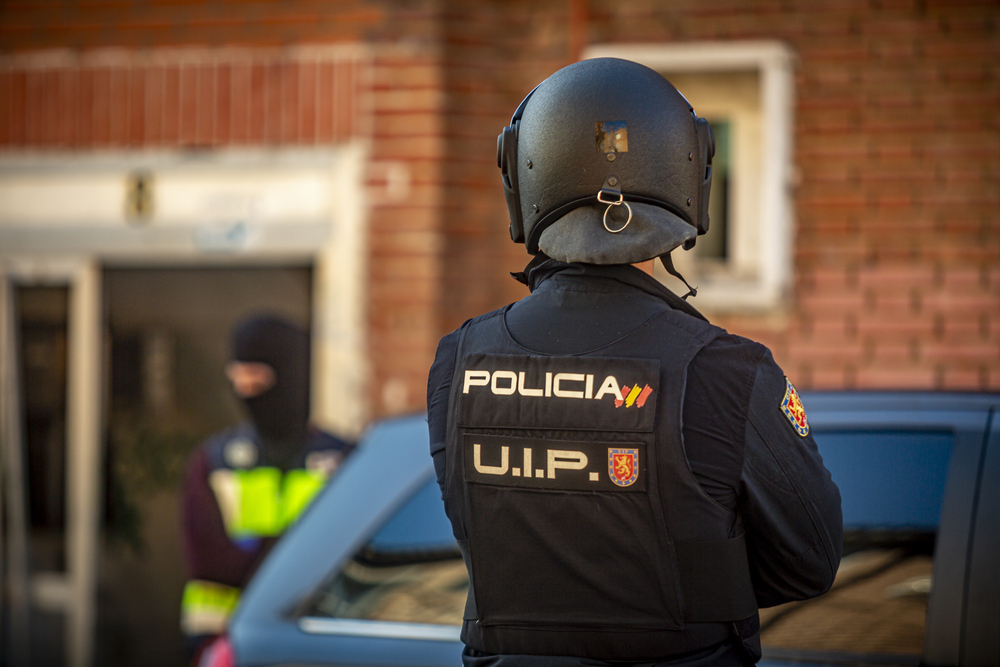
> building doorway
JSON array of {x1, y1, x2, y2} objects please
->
[
  {"x1": 1, "y1": 147, "x2": 365, "y2": 667},
  {"x1": 98, "y1": 266, "x2": 313, "y2": 666}
]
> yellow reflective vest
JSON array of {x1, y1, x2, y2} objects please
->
[{"x1": 180, "y1": 427, "x2": 350, "y2": 637}]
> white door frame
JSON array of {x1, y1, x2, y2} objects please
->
[{"x1": 0, "y1": 144, "x2": 368, "y2": 667}]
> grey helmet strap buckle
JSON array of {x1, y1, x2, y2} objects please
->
[{"x1": 659, "y1": 252, "x2": 698, "y2": 301}]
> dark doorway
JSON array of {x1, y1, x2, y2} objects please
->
[{"x1": 97, "y1": 266, "x2": 312, "y2": 667}]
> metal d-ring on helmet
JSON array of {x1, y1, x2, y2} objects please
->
[{"x1": 497, "y1": 58, "x2": 715, "y2": 268}]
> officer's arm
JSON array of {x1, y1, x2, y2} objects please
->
[
  {"x1": 181, "y1": 447, "x2": 261, "y2": 587},
  {"x1": 738, "y1": 353, "x2": 843, "y2": 608},
  {"x1": 427, "y1": 329, "x2": 460, "y2": 498}
]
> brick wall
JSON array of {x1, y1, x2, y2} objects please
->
[
  {"x1": 367, "y1": 46, "x2": 447, "y2": 416},
  {"x1": 0, "y1": 0, "x2": 450, "y2": 419},
  {"x1": 0, "y1": 48, "x2": 363, "y2": 147},
  {"x1": 0, "y1": 1, "x2": 386, "y2": 50},
  {"x1": 2, "y1": 0, "x2": 998, "y2": 415},
  {"x1": 435, "y1": 0, "x2": 1000, "y2": 393}
]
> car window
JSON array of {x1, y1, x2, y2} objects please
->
[
  {"x1": 760, "y1": 430, "x2": 954, "y2": 662},
  {"x1": 303, "y1": 478, "x2": 467, "y2": 625},
  {"x1": 302, "y1": 429, "x2": 958, "y2": 657}
]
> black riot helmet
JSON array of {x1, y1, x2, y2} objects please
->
[
  {"x1": 230, "y1": 314, "x2": 310, "y2": 446},
  {"x1": 497, "y1": 58, "x2": 715, "y2": 265}
]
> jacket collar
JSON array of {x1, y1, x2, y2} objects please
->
[{"x1": 519, "y1": 258, "x2": 709, "y2": 322}]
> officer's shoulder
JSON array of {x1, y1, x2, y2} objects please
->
[
  {"x1": 436, "y1": 307, "x2": 509, "y2": 348},
  {"x1": 695, "y1": 331, "x2": 772, "y2": 371},
  {"x1": 199, "y1": 423, "x2": 249, "y2": 452},
  {"x1": 198, "y1": 423, "x2": 256, "y2": 468},
  {"x1": 464, "y1": 305, "x2": 511, "y2": 329}
]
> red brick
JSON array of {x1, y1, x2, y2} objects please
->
[
  {"x1": 229, "y1": 61, "x2": 250, "y2": 143},
  {"x1": 855, "y1": 364, "x2": 936, "y2": 389},
  {"x1": 371, "y1": 87, "x2": 443, "y2": 114},
  {"x1": 144, "y1": 65, "x2": 165, "y2": 144},
  {"x1": 925, "y1": 342, "x2": 999, "y2": 365},
  {"x1": 856, "y1": 315, "x2": 935, "y2": 337},
  {"x1": 24, "y1": 70, "x2": 44, "y2": 145},
  {"x1": 941, "y1": 266, "x2": 991, "y2": 292},
  {"x1": 162, "y1": 64, "x2": 180, "y2": 144},
  {"x1": 45, "y1": 69, "x2": 66, "y2": 146},
  {"x1": 939, "y1": 324, "x2": 996, "y2": 348},
  {"x1": 92, "y1": 67, "x2": 111, "y2": 145},
  {"x1": 857, "y1": 265, "x2": 935, "y2": 290},
  {"x1": 263, "y1": 61, "x2": 282, "y2": 144},
  {"x1": 109, "y1": 67, "x2": 128, "y2": 145},
  {"x1": 808, "y1": 366, "x2": 851, "y2": 390},
  {"x1": 77, "y1": 68, "x2": 94, "y2": 146},
  {"x1": 334, "y1": 60, "x2": 355, "y2": 140},
  {"x1": 215, "y1": 63, "x2": 231, "y2": 144},
  {"x1": 941, "y1": 366, "x2": 989, "y2": 391},
  {"x1": 298, "y1": 60, "x2": 317, "y2": 143},
  {"x1": 279, "y1": 61, "x2": 299, "y2": 143},
  {"x1": 866, "y1": 337, "x2": 919, "y2": 364},
  {"x1": 372, "y1": 136, "x2": 445, "y2": 160},
  {"x1": 315, "y1": 61, "x2": 334, "y2": 143},
  {"x1": 374, "y1": 64, "x2": 442, "y2": 89},
  {"x1": 923, "y1": 292, "x2": 999, "y2": 315},
  {"x1": 123, "y1": 67, "x2": 143, "y2": 145},
  {"x1": 194, "y1": 64, "x2": 215, "y2": 145},
  {"x1": 0, "y1": 70, "x2": 11, "y2": 145},
  {"x1": 987, "y1": 266, "x2": 1000, "y2": 293},
  {"x1": 368, "y1": 229, "x2": 440, "y2": 256},
  {"x1": 248, "y1": 62, "x2": 266, "y2": 143},
  {"x1": 786, "y1": 340, "x2": 865, "y2": 364},
  {"x1": 178, "y1": 64, "x2": 198, "y2": 144}
]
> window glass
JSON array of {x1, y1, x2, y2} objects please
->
[
  {"x1": 761, "y1": 430, "x2": 954, "y2": 660},
  {"x1": 306, "y1": 429, "x2": 956, "y2": 656},
  {"x1": 305, "y1": 478, "x2": 466, "y2": 625},
  {"x1": 697, "y1": 119, "x2": 730, "y2": 263}
]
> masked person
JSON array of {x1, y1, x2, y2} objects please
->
[
  {"x1": 180, "y1": 315, "x2": 353, "y2": 658},
  {"x1": 427, "y1": 59, "x2": 843, "y2": 667}
]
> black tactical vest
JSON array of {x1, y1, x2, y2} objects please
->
[{"x1": 444, "y1": 303, "x2": 757, "y2": 660}]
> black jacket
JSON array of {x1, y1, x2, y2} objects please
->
[{"x1": 427, "y1": 261, "x2": 843, "y2": 666}]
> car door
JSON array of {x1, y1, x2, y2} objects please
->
[
  {"x1": 232, "y1": 395, "x2": 999, "y2": 667},
  {"x1": 759, "y1": 393, "x2": 999, "y2": 667},
  {"x1": 229, "y1": 415, "x2": 464, "y2": 667}
]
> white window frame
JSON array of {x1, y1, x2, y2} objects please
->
[{"x1": 584, "y1": 41, "x2": 796, "y2": 312}]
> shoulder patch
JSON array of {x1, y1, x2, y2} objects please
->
[
  {"x1": 780, "y1": 377, "x2": 810, "y2": 437},
  {"x1": 223, "y1": 437, "x2": 259, "y2": 468}
]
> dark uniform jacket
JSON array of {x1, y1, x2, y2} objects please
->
[{"x1": 426, "y1": 261, "x2": 843, "y2": 666}]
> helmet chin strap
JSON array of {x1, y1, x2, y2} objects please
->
[
  {"x1": 510, "y1": 252, "x2": 551, "y2": 287},
  {"x1": 658, "y1": 252, "x2": 698, "y2": 300}
]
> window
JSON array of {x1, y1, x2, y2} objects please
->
[
  {"x1": 583, "y1": 42, "x2": 795, "y2": 312},
  {"x1": 760, "y1": 430, "x2": 954, "y2": 661},
  {"x1": 301, "y1": 427, "x2": 960, "y2": 663},
  {"x1": 303, "y1": 478, "x2": 467, "y2": 626}
]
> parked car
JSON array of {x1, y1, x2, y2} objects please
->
[{"x1": 220, "y1": 393, "x2": 999, "y2": 667}]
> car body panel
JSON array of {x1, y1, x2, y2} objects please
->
[
  {"x1": 229, "y1": 415, "x2": 461, "y2": 666},
  {"x1": 230, "y1": 394, "x2": 999, "y2": 667}
]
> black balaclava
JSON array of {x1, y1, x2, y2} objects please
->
[{"x1": 230, "y1": 315, "x2": 310, "y2": 450}]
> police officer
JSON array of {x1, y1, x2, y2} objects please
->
[
  {"x1": 427, "y1": 58, "x2": 843, "y2": 666},
  {"x1": 180, "y1": 315, "x2": 353, "y2": 658}
]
